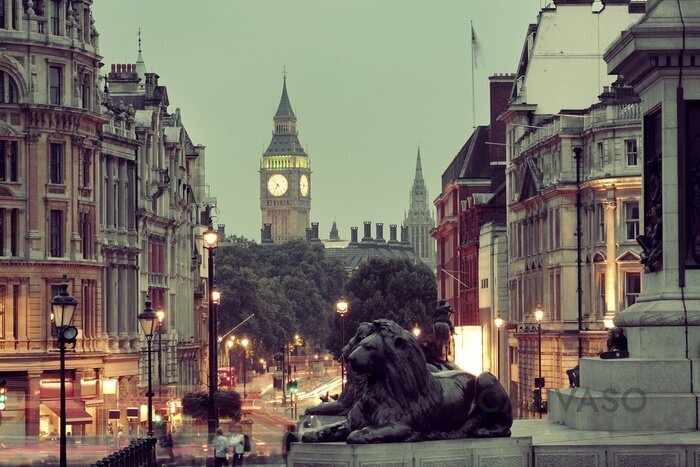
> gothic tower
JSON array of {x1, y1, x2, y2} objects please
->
[
  {"x1": 404, "y1": 147, "x2": 436, "y2": 268},
  {"x1": 260, "y1": 76, "x2": 311, "y2": 243}
]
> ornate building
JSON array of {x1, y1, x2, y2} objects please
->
[
  {"x1": 404, "y1": 148, "x2": 436, "y2": 269},
  {"x1": 260, "y1": 76, "x2": 311, "y2": 243},
  {"x1": 501, "y1": 1, "x2": 643, "y2": 415},
  {"x1": 0, "y1": 0, "x2": 111, "y2": 440}
]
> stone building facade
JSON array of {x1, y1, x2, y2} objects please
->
[
  {"x1": 404, "y1": 148, "x2": 436, "y2": 270},
  {"x1": 260, "y1": 77, "x2": 311, "y2": 243},
  {"x1": 501, "y1": 0, "x2": 644, "y2": 414},
  {"x1": 0, "y1": 0, "x2": 120, "y2": 440},
  {"x1": 0, "y1": 2, "x2": 211, "y2": 441}
]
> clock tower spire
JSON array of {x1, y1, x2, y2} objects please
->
[{"x1": 260, "y1": 74, "x2": 311, "y2": 243}]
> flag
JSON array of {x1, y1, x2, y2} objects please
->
[{"x1": 471, "y1": 22, "x2": 481, "y2": 69}]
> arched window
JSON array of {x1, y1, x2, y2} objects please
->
[{"x1": 0, "y1": 71, "x2": 19, "y2": 104}]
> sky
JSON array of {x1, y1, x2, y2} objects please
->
[{"x1": 92, "y1": 0, "x2": 541, "y2": 241}]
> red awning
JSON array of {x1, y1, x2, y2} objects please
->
[{"x1": 43, "y1": 400, "x2": 93, "y2": 424}]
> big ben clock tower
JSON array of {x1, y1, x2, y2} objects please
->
[{"x1": 260, "y1": 75, "x2": 311, "y2": 243}]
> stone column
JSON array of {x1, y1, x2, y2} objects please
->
[
  {"x1": 26, "y1": 132, "x2": 42, "y2": 259},
  {"x1": 118, "y1": 265, "x2": 128, "y2": 341},
  {"x1": 118, "y1": 160, "x2": 126, "y2": 231},
  {"x1": 105, "y1": 157, "x2": 114, "y2": 228},
  {"x1": 604, "y1": 198, "x2": 617, "y2": 318},
  {"x1": 108, "y1": 266, "x2": 118, "y2": 341}
]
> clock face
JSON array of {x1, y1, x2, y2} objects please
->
[
  {"x1": 300, "y1": 174, "x2": 309, "y2": 197},
  {"x1": 267, "y1": 174, "x2": 288, "y2": 196}
]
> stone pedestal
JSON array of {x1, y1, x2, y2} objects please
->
[
  {"x1": 288, "y1": 437, "x2": 531, "y2": 467},
  {"x1": 550, "y1": 0, "x2": 700, "y2": 433}
]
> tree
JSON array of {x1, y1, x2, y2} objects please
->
[
  {"x1": 214, "y1": 236, "x2": 346, "y2": 357},
  {"x1": 181, "y1": 390, "x2": 241, "y2": 421},
  {"x1": 328, "y1": 257, "x2": 436, "y2": 356}
]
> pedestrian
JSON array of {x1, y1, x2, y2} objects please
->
[
  {"x1": 213, "y1": 427, "x2": 229, "y2": 467},
  {"x1": 282, "y1": 424, "x2": 297, "y2": 462},
  {"x1": 228, "y1": 424, "x2": 245, "y2": 467},
  {"x1": 116, "y1": 427, "x2": 125, "y2": 448},
  {"x1": 163, "y1": 430, "x2": 175, "y2": 462}
]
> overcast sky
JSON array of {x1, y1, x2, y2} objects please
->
[{"x1": 92, "y1": 0, "x2": 540, "y2": 241}]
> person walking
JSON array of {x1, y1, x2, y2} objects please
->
[
  {"x1": 213, "y1": 427, "x2": 229, "y2": 467},
  {"x1": 282, "y1": 424, "x2": 297, "y2": 462},
  {"x1": 228, "y1": 424, "x2": 245, "y2": 467}
]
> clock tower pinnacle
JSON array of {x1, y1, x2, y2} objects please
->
[{"x1": 260, "y1": 75, "x2": 311, "y2": 243}]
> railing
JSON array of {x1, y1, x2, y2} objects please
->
[
  {"x1": 92, "y1": 437, "x2": 157, "y2": 467},
  {"x1": 583, "y1": 102, "x2": 641, "y2": 130}
]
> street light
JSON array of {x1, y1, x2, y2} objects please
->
[
  {"x1": 202, "y1": 224, "x2": 219, "y2": 442},
  {"x1": 51, "y1": 275, "x2": 78, "y2": 467},
  {"x1": 534, "y1": 304, "x2": 544, "y2": 418},
  {"x1": 336, "y1": 298, "x2": 348, "y2": 390},
  {"x1": 138, "y1": 298, "x2": 158, "y2": 437},
  {"x1": 227, "y1": 339, "x2": 234, "y2": 388},
  {"x1": 241, "y1": 337, "x2": 249, "y2": 399},
  {"x1": 412, "y1": 325, "x2": 421, "y2": 338},
  {"x1": 494, "y1": 316, "x2": 504, "y2": 381},
  {"x1": 156, "y1": 310, "x2": 165, "y2": 398}
]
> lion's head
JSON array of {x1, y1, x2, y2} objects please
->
[{"x1": 346, "y1": 319, "x2": 442, "y2": 428}]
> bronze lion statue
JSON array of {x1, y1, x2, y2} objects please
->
[{"x1": 302, "y1": 319, "x2": 512, "y2": 444}]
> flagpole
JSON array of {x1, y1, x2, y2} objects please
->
[{"x1": 470, "y1": 20, "x2": 476, "y2": 129}]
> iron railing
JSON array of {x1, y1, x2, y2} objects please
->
[{"x1": 92, "y1": 437, "x2": 157, "y2": 467}]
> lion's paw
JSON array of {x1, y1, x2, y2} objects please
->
[
  {"x1": 347, "y1": 428, "x2": 371, "y2": 444},
  {"x1": 301, "y1": 431, "x2": 320, "y2": 443}
]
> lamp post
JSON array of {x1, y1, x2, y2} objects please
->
[
  {"x1": 227, "y1": 338, "x2": 234, "y2": 388},
  {"x1": 138, "y1": 298, "x2": 158, "y2": 437},
  {"x1": 412, "y1": 325, "x2": 421, "y2": 338},
  {"x1": 336, "y1": 299, "x2": 348, "y2": 390},
  {"x1": 241, "y1": 338, "x2": 249, "y2": 399},
  {"x1": 156, "y1": 310, "x2": 164, "y2": 398},
  {"x1": 51, "y1": 275, "x2": 78, "y2": 467},
  {"x1": 534, "y1": 305, "x2": 544, "y2": 418},
  {"x1": 202, "y1": 225, "x2": 219, "y2": 441},
  {"x1": 494, "y1": 316, "x2": 504, "y2": 381}
]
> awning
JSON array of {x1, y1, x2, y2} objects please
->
[{"x1": 42, "y1": 400, "x2": 93, "y2": 424}]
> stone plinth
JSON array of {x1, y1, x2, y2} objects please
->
[{"x1": 288, "y1": 437, "x2": 531, "y2": 467}]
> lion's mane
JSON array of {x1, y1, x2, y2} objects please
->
[{"x1": 347, "y1": 320, "x2": 443, "y2": 434}]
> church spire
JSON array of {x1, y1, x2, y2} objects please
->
[
  {"x1": 415, "y1": 146, "x2": 424, "y2": 181},
  {"x1": 135, "y1": 27, "x2": 146, "y2": 87}
]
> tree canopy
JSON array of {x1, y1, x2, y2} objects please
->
[
  {"x1": 215, "y1": 237, "x2": 347, "y2": 359},
  {"x1": 327, "y1": 257, "x2": 437, "y2": 356}
]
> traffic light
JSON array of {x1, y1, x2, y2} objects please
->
[
  {"x1": 0, "y1": 379, "x2": 7, "y2": 411},
  {"x1": 154, "y1": 413, "x2": 163, "y2": 425},
  {"x1": 288, "y1": 380, "x2": 298, "y2": 394}
]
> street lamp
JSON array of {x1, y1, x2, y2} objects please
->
[
  {"x1": 156, "y1": 310, "x2": 164, "y2": 398},
  {"x1": 51, "y1": 275, "x2": 78, "y2": 467},
  {"x1": 241, "y1": 337, "x2": 249, "y2": 399},
  {"x1": 202, "y1": 224, "x2": 219, "y2": 441},
  {"x1": 534, "y1": 304, "x2": 544, "y2": 418},
  {"x1": 138, "y1": 298, "x2": 158, "y2": 437},
  {"x1": 494, "y1": 316, "x2": 504, "y2": 381},
  {"x1": 336, "y1": 298, "x2": 348, "y2": 390},
  {"x1": 227, "y1": 339, "x2": 234, "y2": 388},
  {"x1": 412, "y1": 325, "x2": 421, "y2": 338}
]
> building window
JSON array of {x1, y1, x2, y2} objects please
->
[
  {"x1": 49, "y1": 209, "x2": 63, "y2": 257},
  {"x1": 50, "y1": 0, "x2": 60, "y2": 35},
  {"x1": 10, "y1": 208, "x2": 18, "y2": 256},
  {"x1": 80, "y1": 212, "x2": 92, "y2": 259},
  {"x1": 554, "y1": 208, "x2": 561, "y2": 248},
  {"x1": 0, "y1": 284, "x2": 4, "y2": 339},
  {"x1": 0, "y1": 71, "x2": 19, "y2": 104},
  {"x1": 597, "y1": 272, "x2": 606, "y2": 317},
  {"x1": 481, "y1": 278, "x2": 488, "y2": 289},
  {"x1": 597, "y1": 142, "x2": 604, "y2": 169},
  {"x1": 49, "y1": 143, "x2": 63, "y2": 184},
  {"x1": 626, "y1": 139, "x2": 638, "y2": 166},
  {"x1": 625, "y1": 201, "x2": 640, "y2": 241},
  {"x1": 625, "y1": 272, "x2": 641, "y2": 308},
  {"x1": 0, "y1": 140, "x2": 19, "y2": 182},
  {"x1": 81, "y1": 74, "x2": 90, "y2": 110},
  {"x1": 80, "y1": 150, "x2": 91, "y2": 188},
  {"x1": 597, "y1": 204, "x2": 606, "y2": 243},
  {"x1": 49, "y1": 66, "x2": 62, "y2": 105},
  {"x1": 12, "y1": 284, "x2": 18, "y2": 339}
]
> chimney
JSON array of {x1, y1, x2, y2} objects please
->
[
  {"x1": 361, "y1": 221, "x2": 373, "y2": 242},
  {"x1": 350, "y1": 227, "x2": 359, "y2": 245},
  {"x1": 311, "y1": 222, "x2": 321, "y2": 242},
  {"x1": 401, "y1": 225, "x2": 410, "y2": 243},
  {"x1": 145, "y1": 72, "x2": 159, "y2": 99},
  {"x1": 305, "y1": 227, "x2": 312, "y2": 241},
  {"x1": 388, "y1": 224, "x2": 400, "y2": 245},
  {"x1": 375, "y1": 223, "x2": 385, "y2": 244},
  {"x1": 489, "y1": 73, "x2": 515, "y2": 189},
  {"x1": 217, "y1": 224, "x2": 225, "y2": 239}
]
